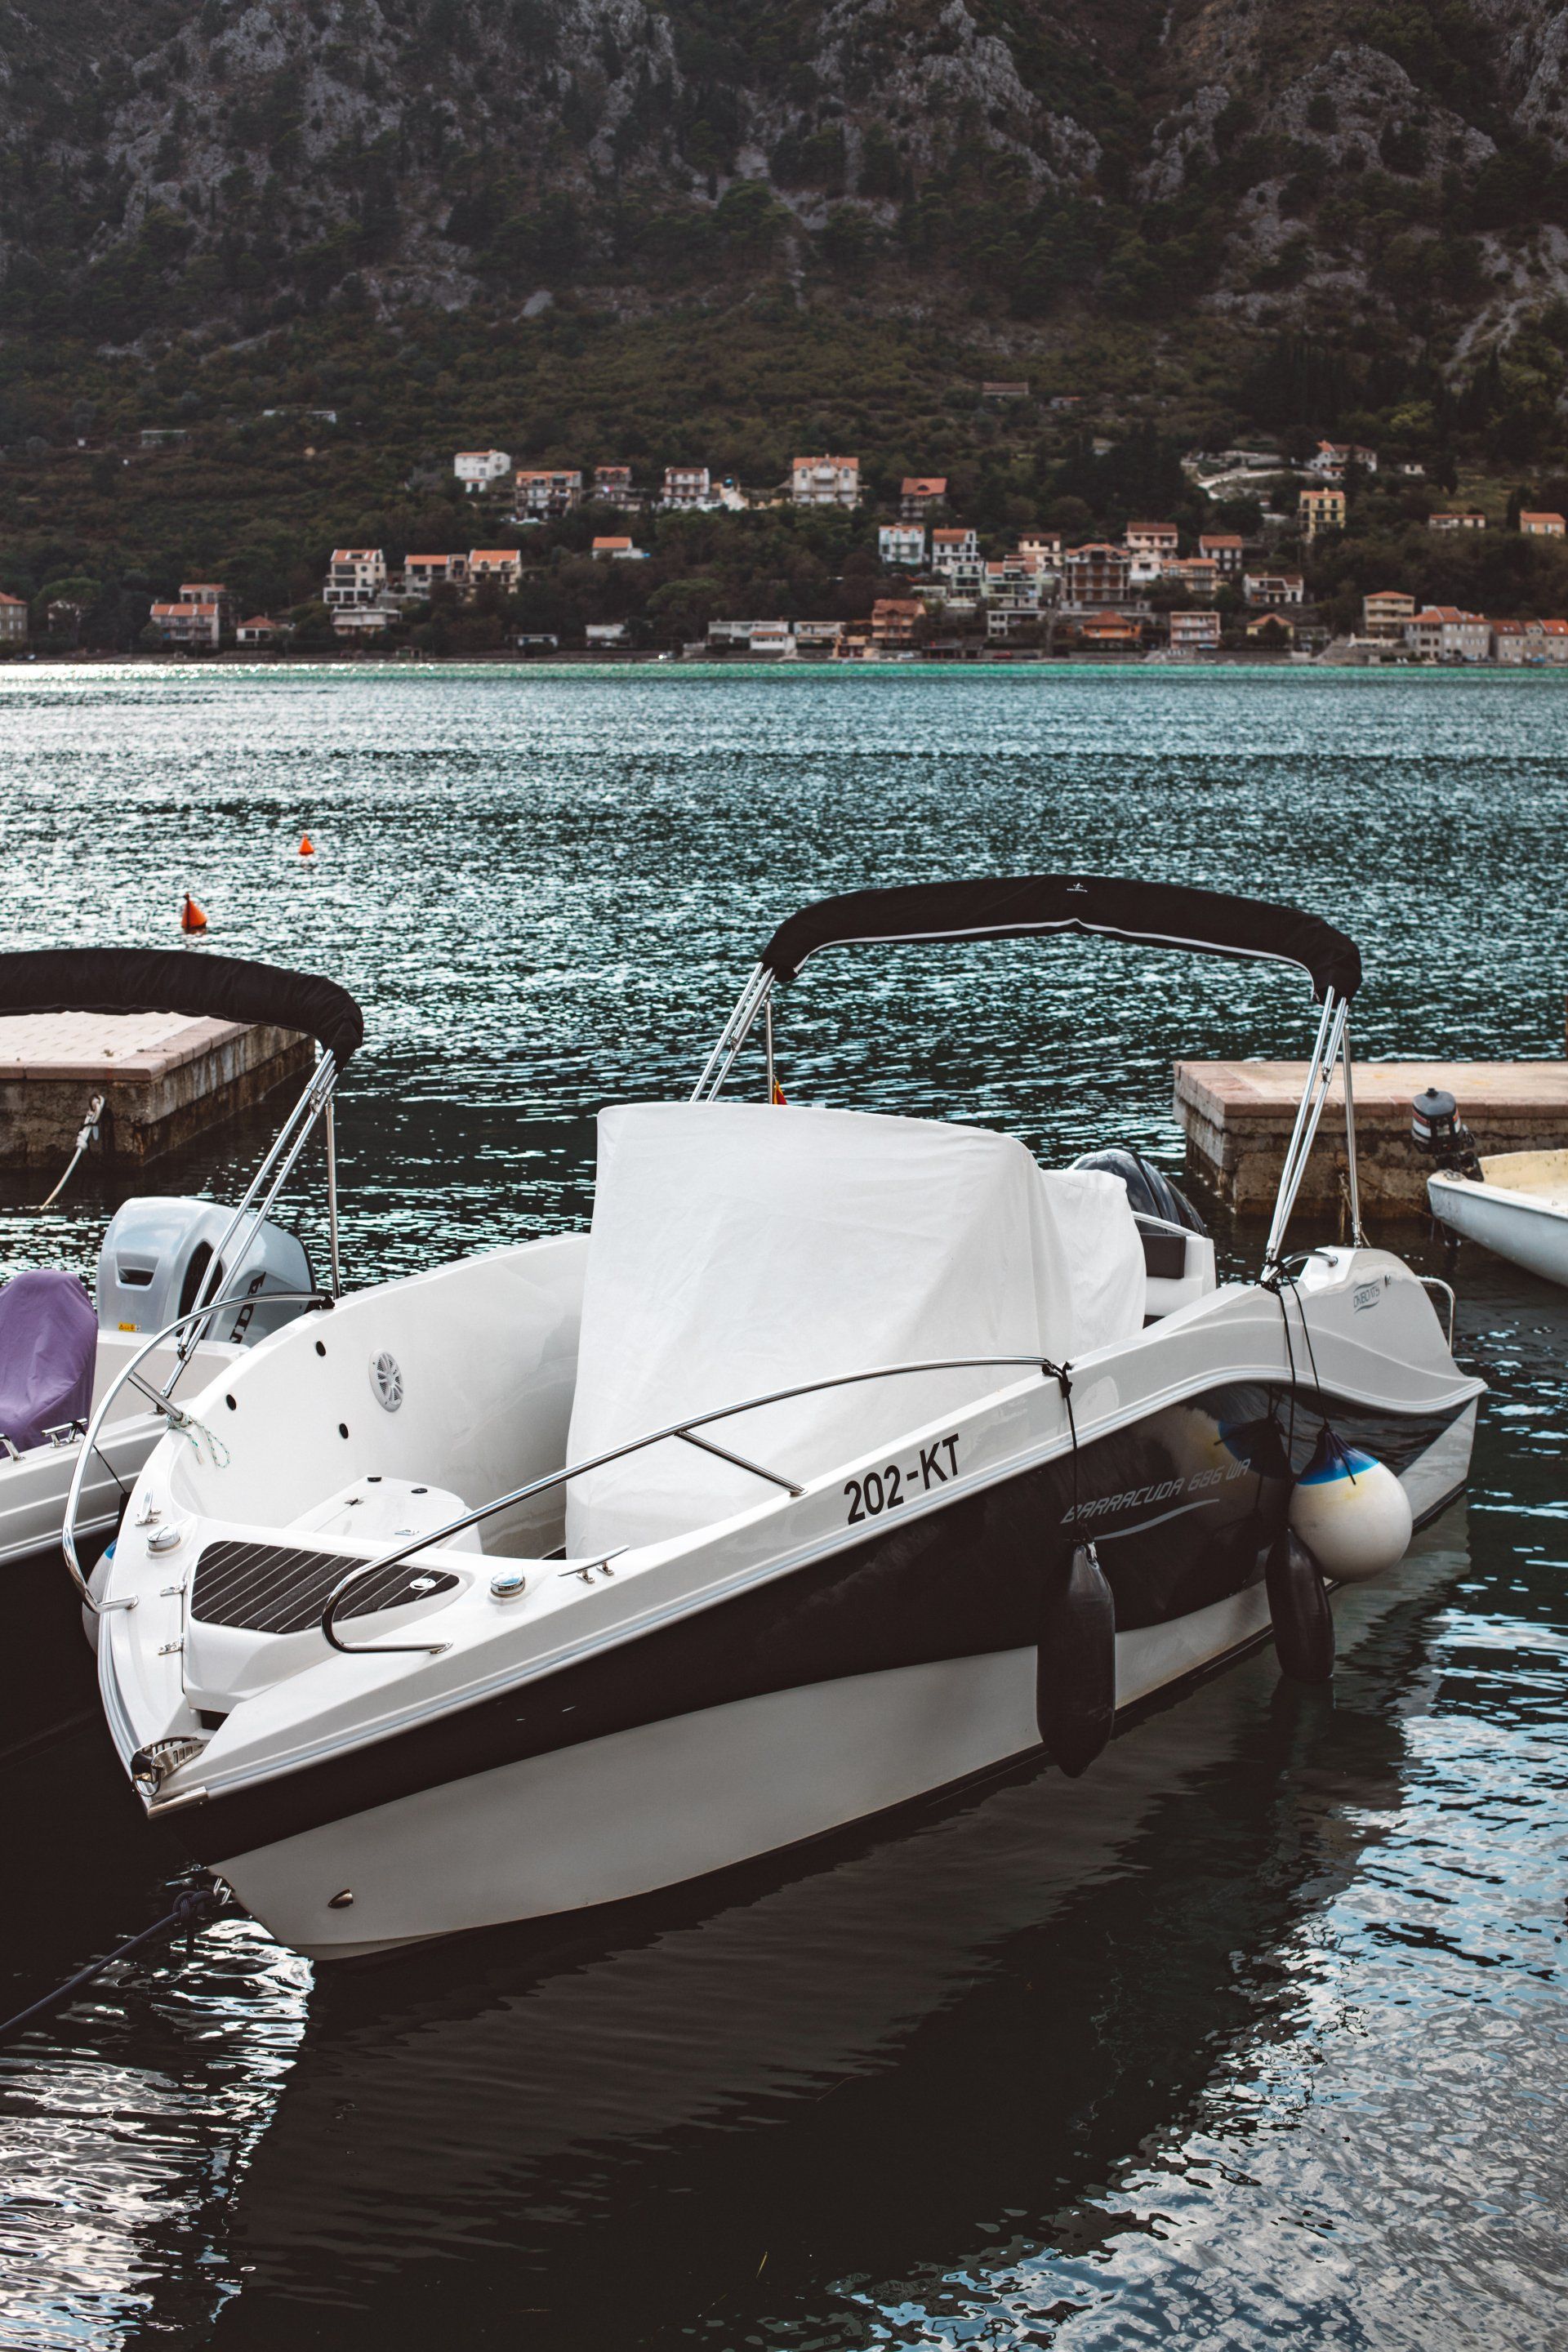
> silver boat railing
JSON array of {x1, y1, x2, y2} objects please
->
[
  {"x1": 62, "y1": 1290, "x2": 332, "y2": 1609},
  {"x1": 320, "y1": 1353, "x2": 1063, "y2": 1657}
]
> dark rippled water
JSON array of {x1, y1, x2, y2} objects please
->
[{"x1": 0, "y1": 664, "x2": 1565, "y2": 2350}]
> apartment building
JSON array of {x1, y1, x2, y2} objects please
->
[
  {"x1": 454, "y1": 450, "x2": 510, "y2": 492},
  {"x1": 1243, "y1": 571, "x2": 1304, "y2": 607},
  {"x1": 402, "y1": 553, "x2": 470, "y2": 595},
  {"x1": 1197, "y1": 533, "x2": 1245, "y2": 577},
  {"x1": 593, "y1": 465, "x2": 636, "y2": 508},
  {"x1": 900, "y1": 477, "x2": 947, "y2": 521},
  {"x1": 323, "y1": 549, "x2": 388, "y2": 608},
  {"x1": 0, "y1": 592, "x2": 29, "y2": 644},
  {"x1": 662, "y1": 465, "x2": 712, "y2": 509},
  {"x1": 871, "y1": 597, "x2": 922, "y2": 646},
  {"x1": 791, "y1": 455, "x2": 860, "y2": 508},
  {"x1": 514, "y1": 469, "x2": 582, "y2": 520},
  {"x1": 180, "y1": 581, "x2": 234, "y2": 627},
  {"x1": 880, "y1": 523, "x2": 926, "y2": 568},
  {"x1": 468, "y1": 550, "x2": 524, "y2": 590},
  {"x1": 149, "y1": 601, "x2": 221, "y2": 648},
  {"x1": 1404, "y1": 607, "x2": 1490, "y2": 661},
  {"x1": 930, "y1": 526, "x2": 981, "y2": 571},
  {"x1": 1168, "y1": 609, "x2": 1222, "y2": 653},
  {"x1": 1362, "y1": 589, "x2": 1416, "y2": 639},
  {"x1": 1063, "y1": 542, "x2": 1131, "y2": 607},
  {"x1": 1162, "y1": 556, "x2": 1218, "y2": 600},
  {"x1": 1125, "y1": 521, "x2": 1178, "y2": 558},
  {"x1": 1299, "y1": 486, "x2": 1346, "y2": 537}
]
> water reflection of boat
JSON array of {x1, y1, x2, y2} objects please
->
[{"x1": 190, "y1": 1528, "x2": 1461, "y2": 2347}]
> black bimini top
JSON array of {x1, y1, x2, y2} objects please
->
[
  {"x1": 0, "y1": 948, "x2": 364, "y2": 1069},
  {"x1": 760, "y1": 875, "x2": 1361, "y2": 1003}
]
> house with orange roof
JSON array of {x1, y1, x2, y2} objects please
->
[
  {"x1": 1197, "y1": 532, "x2": 1245, "y2": 577},
  {"x1": 1125, "y1": 521, "x2": 1178, "y2": 557},
  {"x1": 1079, "y1": 609, "x2": 1143, "y2": 648},
  {"x1": 0, "y1": 590, "x2": 28, "y2": 644},
  {"x1": 514, "y1": 468, "x2": 582, "y2": 520},
  {"x1": 1520, "y1": 511, "x2": 1566, "y2": 537},
  {"x1": 792, "y1": 455, "x2": 860, "y2": 509},
  {"x1": 591, "y1": 536, "x2": 648, "y2": 560},
  {"x1": 468, "y1": 550, "x2": 523, "y2": 588},
  {"x1": 871, "y1": 597, "x2": 923, "y2": 647},
  {"x1": 900, "y1": 476, "x2": 947, "y2": 521},
  {"x1": 324, "y1": 549, "x2": 387, "y2": 608},
  {"x1": 149, "y1": 601, "x2": 220, "y2": 649}
]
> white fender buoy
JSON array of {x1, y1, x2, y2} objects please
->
[{"x1": 1289, "y1": 1430, "x2": 1413, "y2": 1582}]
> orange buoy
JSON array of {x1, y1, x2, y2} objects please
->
[
  {"x1": 181, "y1": 892, "x2": 207, "y2": 934},
  {"x1": 299, "y1": 833, "x2": 316, "y2": 858}
]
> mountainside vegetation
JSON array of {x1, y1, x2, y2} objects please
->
[{"x1": 2, "y1": 0, "x2": 1568, "y2": 629}]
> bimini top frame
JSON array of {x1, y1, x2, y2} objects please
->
[
  {"x1": 45, "y1": 947, "x2": 364, "y2": 1612},
  {"x1": 691, "y1": 875, "x2": 1365, "y2": 1268}
]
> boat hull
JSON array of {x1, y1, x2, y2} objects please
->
[
  {"x1": 1429, "y1": 1169, "x2": 1568, "y2": 1288},
  {"x1": 210, "y1": 1401, "x2": 1474, "y2": 1958}
]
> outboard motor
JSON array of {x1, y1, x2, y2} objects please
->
[
  {"x1": 1411, "y1": 1086, "x2": 1481, "y2": 1179},
  {"x1": 96, "y1": 1197, "x2": 312, "y2": 1346},
  {"x1": 1071, "y1": 1146, "x2": 1208, "y2": 1235}
]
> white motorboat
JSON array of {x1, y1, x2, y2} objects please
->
[
  {"x1": 1428, "y1": 1145, "x2": 1568, "y2": 1289},
  {"x1": 88, "y1": 876, "x2": 1481, "y2": 1959},
  {"x1": 0, "y1": 947, "x2": 361, "y2": 1746}
]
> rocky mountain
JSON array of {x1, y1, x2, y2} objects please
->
[{"x1": 3, "y1": 0, "x2": 1568, "y2": 363}]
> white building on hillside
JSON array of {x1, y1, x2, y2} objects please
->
[
  {"x1": 791, "y1": 455, "x2": 859, "y2": 508},
  {"x1": 455, "y1": 450, "x2": 511, "y2": 492},
  {"x1": 323, "y1": 549, "x2": 387, "y2": 608},
  {"x1": 880, "y1": 523, "x2": 926, "y2": 568}
]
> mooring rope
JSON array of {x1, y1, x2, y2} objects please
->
[{"x1": 0, "y1": 1882, "x2": 225, "y2": 2046}]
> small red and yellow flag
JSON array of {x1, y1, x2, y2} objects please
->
[{"x1": 771, "y1": 1080, "x2": 786, "y2": 1106}]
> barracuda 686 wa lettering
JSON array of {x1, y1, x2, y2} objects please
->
[{"x1": 87, "y1": 875, "x2": 1482, "y2": 1959}]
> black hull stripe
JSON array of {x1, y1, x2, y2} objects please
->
[{"x1": 172, "y1": 1388, "x2": 1468, "y2": 1866}]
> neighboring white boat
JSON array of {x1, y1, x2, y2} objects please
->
[
  {"x1": 0, "y1": 947, "x2": 362, "y2": 1748},
  {"x1": 1428, "y1": 1150, "x2": 1568, "y2": 1287},
  {"x1": 86, "y1": 875, "x2": 1481, "y2": 1959}
]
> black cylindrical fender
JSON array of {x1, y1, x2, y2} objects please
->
[
  {"x1": 1265, "y1": 1527, "x2": 1334, "y2": 1684},
  {"x1": 1036, "y1": 1542, "x2": 1116, "y2": 1777}
]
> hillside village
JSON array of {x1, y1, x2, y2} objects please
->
[{"x1": 14, "y1": 430, "x2": 1568, "y2": 666}]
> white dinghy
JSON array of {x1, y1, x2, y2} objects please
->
[
  {"x1": 1429, "y1": 1154, "x2": 1568, "y2": 1287},
  {"x1": 89, "y1": 876, "x2": 1481, "y2": 1958},
  {"x1": 0, "y1": 948, "x2": 361, "y2": 1746}
]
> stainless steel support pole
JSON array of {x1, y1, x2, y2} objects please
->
[
  {"x1": 1341, "y1": 1018, "x2": 1365, "y2": 1245},
  {"x1": 325, "y1": 1098, "x2": 342, "y2": 1298}
]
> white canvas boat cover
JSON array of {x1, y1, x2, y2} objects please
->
[{"x1": 564, "y1": 1102, "x2": 1143, "y2": 1557}]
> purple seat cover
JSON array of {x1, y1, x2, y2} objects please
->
[{"x1": 0, "y1": 1270, "x2": 97, "y2": 1452}]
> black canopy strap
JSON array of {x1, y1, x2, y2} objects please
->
[
  {"x1": 0, "y1": 949, "x2": 364, "y2": 1070},
  {"x1": 760, "y1": 875, "x2": 1361, "y2": 1004}
]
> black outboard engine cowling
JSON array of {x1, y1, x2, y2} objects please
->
[
  {"x1": 1071, "y1": 1147, "x2": 1209, "y2": 1236},
  {"x1": 1411, "y1": 1087, "x2": 1481, "y2": 1178}
]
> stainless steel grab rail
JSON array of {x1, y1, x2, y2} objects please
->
[
  {"x1": 62, "y1": 1290, "x2": 332, "y2": 1607},
  {"x1": 320, "y1": 1352, "x2": 1063, "y2": 1656}
]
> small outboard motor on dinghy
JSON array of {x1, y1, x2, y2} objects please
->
[
  {"x1": 96, "y1": 1197, "x2": 312, "y2": 1345},
  {"x1": 1410, "y1": 1086, "x2": 1481, "y2": 1180}
]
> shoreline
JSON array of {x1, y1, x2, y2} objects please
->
[{"x1": 2, "y1": 650, "x2": 1566, "y2": 679}]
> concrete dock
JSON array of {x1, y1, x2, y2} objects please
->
[
  {"x1": 1174, "y1": 1060, "x2": 1568, "y2": 1214},
  {"x1": 0, "y1": 1011, "x2": 314, "y2": 1165}
]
